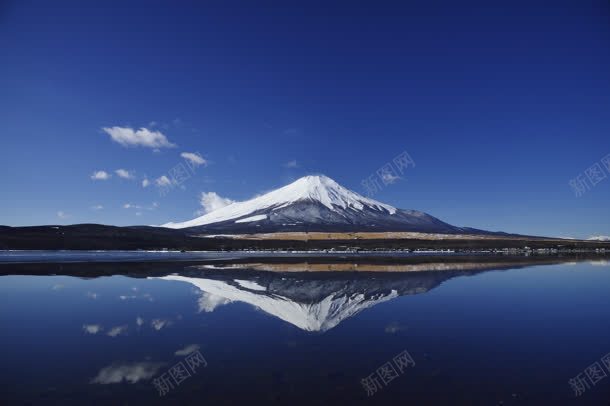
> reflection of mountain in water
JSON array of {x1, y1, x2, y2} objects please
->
[{"x1": 156, "y1": 266, "x2": 488, "y2": 332}]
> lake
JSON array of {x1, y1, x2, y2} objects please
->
[{"x1": 1, "y1": 254, "x2": 609, "y2": 405}]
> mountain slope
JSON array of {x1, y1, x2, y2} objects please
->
[{"x1": 163, "y1": 175, "x2": 468, "y2": 234}]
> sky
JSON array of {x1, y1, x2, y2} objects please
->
[{"x1": 0, "y1": 0, "x2": 609, "y2": 239}]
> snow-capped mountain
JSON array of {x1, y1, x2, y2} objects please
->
[{"x1": 163, "y1": 175, "x2": 474, "y2": 234}]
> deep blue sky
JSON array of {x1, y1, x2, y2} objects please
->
[{"x1": 1, "y1": 0, "x2": 609, "y2": 238}]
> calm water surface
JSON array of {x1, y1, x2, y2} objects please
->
[{"x1": 1, "y1": 259, "x2": 609, "y2": 405}]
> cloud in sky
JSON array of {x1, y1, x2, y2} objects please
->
[
  {"x1": 283, "y1": 160, "x2": 299, "y2": 168},
  {"x1": 107, "y1": 325, "x2": 128, "y2": 337},
  {"x1": 181, "y1": 152, "x2": 207, "y2": 167},
  {"x1": 142, "y1": 178, "x2": 150, "y2": 188},
  {"x1": 124, "y1": 202, "x2": 157, "y2": 212},
  {"x1": 83, "y1": 324, "x2": 103, "y2": 334},
  {"x1": 91, "y1": 170, "x2": 111, "y2": 180},
  {"x1": 102, "y1": 126, "x2": 176, "y2": 149},
  {"x1": 91, "y1": 205, "x2": 104, "y2": 210},
  {"x1": 155, "y1": 175, "x2": 172, "y2": 187},
  {"x1": 588, "y1": 235, "x2": 610, "y2": 241},
  {"x1": 57, "y1": 211, "x2": 70, "y2": 219},
  {"x1": 115, "y1": 169, "x2": 135, "y2": 179},
  {"x1": 380, "y1": 172, "x2": 401, "y2": 185},
  {"x1": 198, "y1": 192, "x2": 234, "y2": 215},
  {"x1": 90, "y1": 361, "x2": 165, "y2": 384}
]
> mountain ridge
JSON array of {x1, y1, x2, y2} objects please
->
[{"x1": 162, "y1": 175, "x2": 482, "y2": 234}]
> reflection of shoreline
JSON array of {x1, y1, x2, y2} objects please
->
[
  {"x1": 1, "y1": 253, "x2": 608, "y2": 276},
  {"x1": 195, "y1": 259, "x2": 565, "y2": 273}
]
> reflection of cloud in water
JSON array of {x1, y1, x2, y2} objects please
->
[
  {"x1": 119, "y1": 295, "x2": 137, "y2": 300},
  {"x1": 198, "y1": 291, "x2": 232, "y2": 313},
  {"x1": 589, "y1": 260, "x2": 609, "y2": 266},
  {"x1": 83, "y1": 324, "x2": 102, "y2": 334},
  {"x1": 136, "y1": 317, "x2": 144, "y2": 326},
  {"x1": 175, "y1": 344, "x2": 200, "y2": 356},
  {"x1": 107, "y1": 325, "x2": 128, "y2": 337},
  {"x1": 384, "y1": 321, "x2": 406, "y2": 334},
  {"x1": 90, "y1": 361, "x2": 165, "y2": 384},
  {"x1": 86, "y1": 291, "x2": 99, "y2": 299},
  {"x1": 151, "y1": 319, "x2": 171, "y2": 330}
]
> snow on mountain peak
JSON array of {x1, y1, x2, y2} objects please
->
[
  {"x1": 281, "y1": 175, "x2": 396, "y2": 212},
  {"x1": 162, "y1": 175, "x2": 396, "y2": 229}
]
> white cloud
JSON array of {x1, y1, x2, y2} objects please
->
[
  {"x1": 181, "y1": 152, "x2": 207, "y2": 167},
  {"x1": 91, "y1": 205, "x2": 104, "y2": 210},
  {"x1": 91, "y1": 170, "x2": 111, "y2": 180},
  {"x1": 155, "y1": 175, "x2": 172, "y2": 187},
  {"x1": 198, "y1": 192, "x2": 234, "y2": 215},
  {"x1": 124, "y1": 202, "x2": 157, "y2": 211},
  {"x1": 175, "y1": 344, "x2": 200, "y2": 356},
  {"x1": 284, "y1": 128, "x2": 300, "y2": 136},
  {"x1": 83, "y1": 324, "x2": 103, "y2": 334},
  {"x1": 588, "y1": 235, "x2": 610, "y2": 241},
  {"x1": 283, "y1": 160, "x2": 299, "y2": 168},
  {"x1": 381, "y1": 172, "x2": 401, "y2": 184},
  {"x1": 57, "y1": 211, "x2": 70, "y2": 219},
  {"x1": 90, "y1": 362, "x2": 165, "y2": 384},
  {"x1": 107, "y1": 325, "x2": 128, "y2": 337},
  {"x1": 142, "y1": 178, "x2": 150, "y2": 188},
  {"x1": 115, "y1": 169, "x2": 135, "y2": 179},
  {"x1": 102, "y1": 126, "x2": 176, "y2": 149}
]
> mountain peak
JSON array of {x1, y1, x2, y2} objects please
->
[
  {"x1": 282, "y1": 174, "x2": 396, "y2": 213},
  {"x1": 295, "y1": 174, "x2": 335, "y2": 184},
  {"x1": 287, "y1": 174, "x2": 344, "y2": 194},
  {"x1": 162, "y1": 174, "x2": 398, "y2": 229}
]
